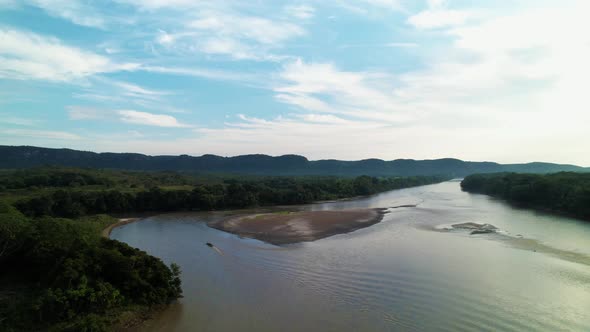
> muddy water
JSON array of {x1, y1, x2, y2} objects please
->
[{"x1": 111, "y1": 181, "x2": 590, "y2": 331}]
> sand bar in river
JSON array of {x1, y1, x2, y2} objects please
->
[{"x1": 208, "y1": 208, "x2": 387, "y2": 245}]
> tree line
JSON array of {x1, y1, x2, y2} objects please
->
[
  {"x1": 461, "y1": 172, "x2": 590, "y2": 220},
  {"x1": 15, "y1": 175, "x2": 447, "y2": 219},
  {"x1": 0, "y1": 166, "x2": 196, "y2": 190}
]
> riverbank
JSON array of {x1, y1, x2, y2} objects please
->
[
  {"x1": 106, "y1": 181, "x2": 590, "y2": 331},
  {"x1": 102, "y1": 217, "x2": 141, "y2": 238},
  {"x1": 208, "y1": 208, "x2": 388, "y2": 245},
  {"x1": 97, "y1": 216, "x2": 180, "y2": 332},
  {"x1": 461, "y1": 172, "x2": 590, "y2": 222}
]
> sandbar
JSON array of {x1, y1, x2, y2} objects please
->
[{"x1": 208, "y1": 208, "x2": 387, "y2": 245}]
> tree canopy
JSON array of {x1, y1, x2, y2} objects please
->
[
  {"x1": 10, "y1": 171, "x2": 447, "y2": 218},
  {"x1": 461, "y1": 172, "x2": 590, "y2": 220},
  {"x1": 0, "y1": 209, "x2": 182, "y2": 331}
]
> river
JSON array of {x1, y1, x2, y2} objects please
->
[{"x1": 111, "y1": 181, "x2": 590, "y2": 331}]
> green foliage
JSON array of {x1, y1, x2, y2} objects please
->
[
  {"x1": 0, "y1": 166, "x2": 201, "y2": 194},
  {"x1": 169, "y1": 263, "x2": 182, "y2": 300},
  {"x1": 0, "y1": 211, "x2": 182, "y2": 331},
  {"x1": 48, "y1": 313, "x2": 109, "y2": 332},
  {"x1": 14, "y1": 175, "x2": 447, "y2": 217},
  {"x1": 0, "y1": 201, "x2": 30, "y2": 261},
  {"x1": 461, "y1": 172, "x2": 590, "y2": 220},
  {"x1": 0, "y1": 167, "x2": 115, "y2": 189}
]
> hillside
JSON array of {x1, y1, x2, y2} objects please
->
[{"x1": 0, "y1": 145, "x2": 587, "y2": 176}]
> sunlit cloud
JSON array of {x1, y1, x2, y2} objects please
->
[
  {"x1": 0, "y1": 28, "x2": 138, "y2": 81},
  {"x1": 11, "y1": 0, "x2": 107, "y2": 28},
  {"x1": 284, "y1": 5, "x2": 315, "y2": 19},
  {"x1": 68, "y1": 106, "x2": 191, "y2": 128},
  {"x1": 407, "y1": 9, "x2": 475, "y2": 29},
  {"x1": 152, "y1": 10, "x2": 305, "y2": 60},
  {"x1": 118, "y1": 110, "x2": 190, "y2": 128}
]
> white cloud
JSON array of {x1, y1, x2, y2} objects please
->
[
  {"x1": 396, "y1": 2, "x2": 590, "y2": 162},
  {"x1": 362, "y1": 0, "x2": 402, "y2": 9},
  {"x1": 427, "y1": 0, "x2": 446, "y2": 8},
  {"x1": 72, "y1": 93, "x2": 121, "y2": 103},
  {"x1": 0, "y1": 28, "x2": 138, "y2": 81},
  {"x1": 75, "y1": 105, "x2": 588, "y2": 163},
  {"x1": 199, "y1": 38, "x2": 255, "y2": 60},
  {"x1": 71, "y1": 79, "x2": 181, "y2": 115},
  {"x1": 333, "y1": 0, "x2": 404, "y2": 15},
  {"x1": 131, "y1": 100, "x2": 190, "y2": 114},
  {"x1": 296, "y1": 113, "x2": 350, "y2": 124},
  {"x1": 151, "y1": 9, "x2": 305, "y2": 61},
  {"x1": 186, "y1": 11, "x2": 305, "y2": 59},
  {"x1": 339, "y1": 42, "x2": 418, "y2": 48},
  {"x1": 156, "y1": 29, "x2": 176, "y2": 45},
  {"x1": 114, "y1": 0, "x2": 202, "y2": 10},
  {"x1": 81, "y1": 110, "x2": 496, "y2": 161},
  {"x1": 112, "y1": 81, "x2": 170, "y2": 100},
  {"x1": 274, "y1": 59, "x2": 411, "y2": 123},
  {"x1": 68, "y1": 106, "x2": 191, "y2": 128},
  {"x1": 3, "y1": 0, "x2": 590, "y2": 164},
  {"x1": 386, "y1": 42, "x2": 418, "y2": 48},
  {"x1": 22, "y1": 0, "x2": 107, "y2": 28},
  {"x1": 140, "y1": 65, "x2": 261, "y2": 85},
  {"x1": 407, "y1": 9, "x2": 473, "y2": 29},
  {"x1": 400, "y1": 3, "x2": 590, "y2": 105},
  {"x1": 0, "y1": 129, "x2": 81, "y2": 140},
  {"x1": 117, "y1": 110, "x2": 190, "y2": 127},
  {"x1": 216, "y1": 0, "x2": 590, "y2": 164},
  {"x1": 174, "y1": 114, "x2": 396, "y2": 159},
  {"x1": 407, "y1": 0, "x2": 476, "y2": 29},
  {"x1": 284, "y1": 5, "x2": 315, "y2": 19},
  {"x1": 183, "y1": 12, "x2": 305, "y2": 44}
]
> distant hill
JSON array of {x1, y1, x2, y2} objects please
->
[{"x1": 0, "y1": 145, "x2": 587, "y2": 177}]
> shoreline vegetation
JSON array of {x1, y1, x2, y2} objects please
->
[
  {"x1": 5, "y1": 168, "x2": 448, "y2": 219},
  {"x1": 0, "y1": 207, "x2": 182, "y2": 332},
  {"x1": 209, "y1": 208, "x2": 388, "y2": 245},
  {"x1": 0, "y1": 167, "x2": 448, "y2": 331},
  {"x1": 102, "y1": 217, "x2": 141, "y2": 238},
  {"x1": 461, "y1": 172, "x2": 590, "y2": 221}
]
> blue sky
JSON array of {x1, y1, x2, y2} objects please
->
[{"x1": 1, "y1": 0, "x2": 589, "y2": 165}]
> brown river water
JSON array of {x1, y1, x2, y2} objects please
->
[{"x1": 111, "y1": 181, "x2": 590, "y2": 331}]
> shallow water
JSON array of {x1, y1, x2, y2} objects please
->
[{"x1": 111, "y1": 181, "x2": 590, "y2": 331}]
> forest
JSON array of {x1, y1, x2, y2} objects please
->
[
  {"x1": 0, "y1": 167, "x2": 447, "y2": 331},
  {"x1": 461, "y1": 172, "x2": 590, "y2": 220},
  {"x1": 0, "y1": 205, "x2": 182, "y2": 331},
  {"x1": 2, "y1": 167, "x2": 448, "y2": 218}
]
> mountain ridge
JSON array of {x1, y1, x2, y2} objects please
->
[{"x1": 1, "y1": 145, "x2": 587, "y2": 177}]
